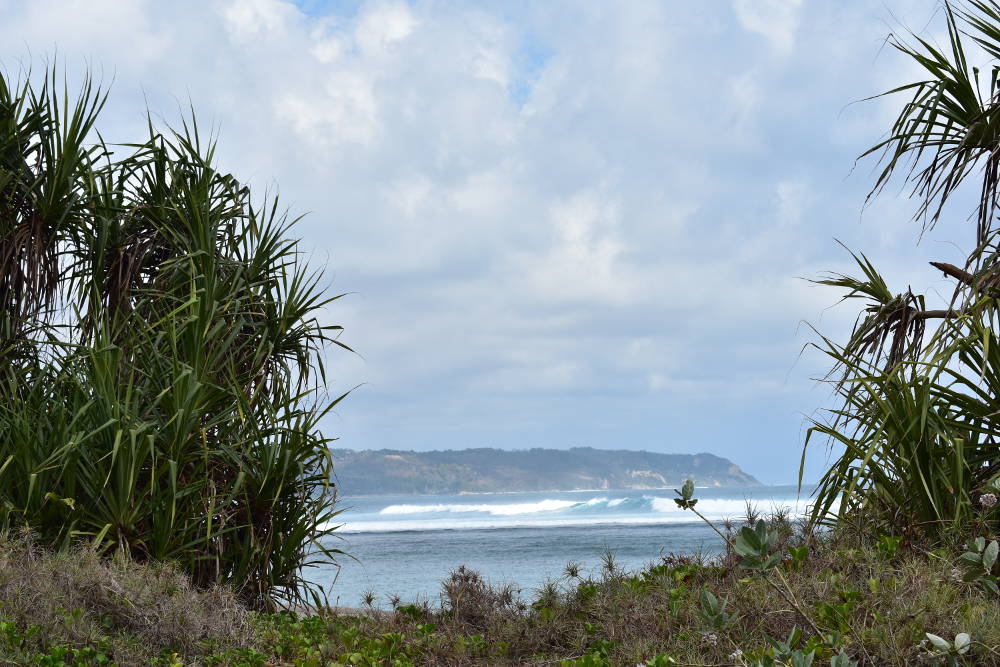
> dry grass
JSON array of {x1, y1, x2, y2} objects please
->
[
  {"x1": 0, "y1": 525, "x2": 997, "y2": 665},
  {"x1": 0, "y1": 531, "x2": 255, "y2": 664},
  {"x1": 308, "y1": 522, "x2": 1000, "y2": 666}
]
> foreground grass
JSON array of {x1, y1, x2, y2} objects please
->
[{"x1": 1, "y1": 524, "x2": 999, "y2": 666}]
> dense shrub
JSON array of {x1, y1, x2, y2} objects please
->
[
  {"x1": 0, "y1": 68, "x2": 345, "y2": 609},
  {"x1": 805, "y1": 1, "x2": 1000, "y2": 538}
]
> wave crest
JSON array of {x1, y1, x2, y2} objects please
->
[
  {"x1": 379, "y1": 499, "x2": 578, "y2": 516},
  {"x1": 343, "y1": 493, "x2": 815, "y2": 533}
]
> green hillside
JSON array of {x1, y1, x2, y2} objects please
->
[{"x1": 331, "y1": 446, "x2": 760, "y2": 495}]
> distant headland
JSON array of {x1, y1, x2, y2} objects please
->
[{"x1": 331, "y1": 446, "x2": 760, "y2": 496}]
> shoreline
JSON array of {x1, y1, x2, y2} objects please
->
[{"x1": 337, "y1": 482, "x2": 799, "y2": 499}]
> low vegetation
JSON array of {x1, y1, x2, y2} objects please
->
[
  {"x1": 287, "y1": 502, "x2": 1000, "y2": 666},
  {"x1": 0, "y1": 530, "x2": 253, "y2": 665},
  {"x1": 1, "y1": 499, "x2": 998, "y2": 666}
]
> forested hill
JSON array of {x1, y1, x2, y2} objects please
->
[{"x1": 331, "y1": 447, "x2": 760, "y2": 496}]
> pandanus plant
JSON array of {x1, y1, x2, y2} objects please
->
[
  {"x1": 805, "y1": 1, "x2": 1000, "y2": 535},
  {"x1": 0, "y1": 67, "x2": 347, "y2": 610}
]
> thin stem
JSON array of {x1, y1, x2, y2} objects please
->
[
  {"x1": 975, "y1": 641, "x2": 1000, "y2": 658},
  {"x1": 683, "y1": 504, "x2": 826, "y2": 641},
  {"x1": 767, "y1": 568, "x2": 823, "y2": 638},
  {"x1": 687, "y1": 506, "x2": 734, "y2": 547}
]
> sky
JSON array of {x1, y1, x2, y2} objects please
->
[{"x1": 0, "y1": 0, "x2": 980, "y2": 484}]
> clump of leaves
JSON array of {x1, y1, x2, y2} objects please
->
[
  {"x1": 803, "y1": 0, "x2": 1000, "y2": 540},
  {"x1": 734, "y1": 520, "x2": 782, "y2": 571},
  {"x1": 958, "y1": 537, "x2": 999, "y2": 595},
  {"x1": 697, "y1": 590, "x2": 737, "y2": 633},
  {"x1": 674, "y1": 480, "x2": 697, "y2": 510},
  {"x1": 923, "y1": 632, "x2": 972, "y2": 666}
]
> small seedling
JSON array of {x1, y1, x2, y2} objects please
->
[
  {"x1": 698, "y1": 589, "x2": 737, "y2": 632},
  {"x1": 958, "y1": 537, "x2": 999, "y2": 595},
  {"x1": 788, "y1": 545, "x2": 809, "y2": 570},
  {"x1": 734, "y1": 520, "x2": 782, "y2": 571},
  {"x1": 924, "y1": 632, "x2": 971, "y2": 666},
  {"x1": 876, "y1": 535, "x2": 902, "y2": 559},
  {"x1": 673, "y1": 480, "x2": 698, "y2": 510}
]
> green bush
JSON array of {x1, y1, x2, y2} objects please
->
[
  {"x1": 0, "y1": 67, "x2": 346, "y2": 610},
  {"x1": 804, "y1": 1, "x2": 1000, "y2": 538}
]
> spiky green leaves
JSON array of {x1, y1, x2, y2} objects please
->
[
  {"x1": 806, "y1": 1, "x2": 1000, "y2": 539},
  {"x1": 0, "y1": 67, "x2": 348, "y2": 611}
]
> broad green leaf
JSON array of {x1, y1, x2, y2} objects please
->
[
  {"x1": 983, "y1": 540, "x2": 998, "y2": 571},
  {"x1": 926, "y1": 633, "x2": 951, "y2": 651}
]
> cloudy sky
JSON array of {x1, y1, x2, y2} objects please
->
[{"x1": 0, "y1": 0, "x2": 977, "y2": 484}]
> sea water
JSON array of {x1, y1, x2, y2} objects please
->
[{"x1": 311, "y1": 485, "x2": 811, "y2": 608}]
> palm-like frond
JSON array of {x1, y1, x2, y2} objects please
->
[
  {"x1": 807, "y1": 2, "x2": 1000, "y2": 535},
  {"x1": 864, "y1": 1, "x2": 1000, "y2": 245},
  {"x1": 813, "y1": 247, "x2": 928, "y2": 372},
  {"x1": 0, "y1": 67, "x2": 347, "y2": 611}
]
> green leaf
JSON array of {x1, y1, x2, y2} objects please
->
[
  {"x1": 926, "y1": 633, "x2": 951, "y2": 651},
  {"x1": 736, "y1": 524, "x2": 763, "y2": 553},
  {"x1": 790, "y1": 650, "x2": 815, "y2": 667},
  {"x1": 699, "y1": 589, "x2": 719, "y2": 615},
  {"x1": 960, "y1": 552, "x2": 982, "y2": 564},
  {"x1": 829, "y1": 650, "x2": 856, "y2": 667},
  {"x1": 763, "y1": 553, "x2": 783, "y2": 570},
  {"x1": 673, "y1": 480, "x2": 698, "y2": 510},
  {"x1": 983, "y1": 540, "x2": 998, "y2": 571}
]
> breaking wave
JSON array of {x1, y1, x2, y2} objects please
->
[{"x1": 337, "y1": 493, "x2": 814, "y2": 534}]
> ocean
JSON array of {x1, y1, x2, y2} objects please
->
[{"x1": 311, "y1": 485, "x2": 811, "y2": 608}]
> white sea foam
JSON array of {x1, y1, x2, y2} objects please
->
[
  {"x1": 333, "y1": 492, "x2": 817, "y2": 534},
  {"x1": 379, "y1": 498, "x2": 578, "y2": 516},
  {"x1": 648, "y1": 496, "x2": 807, "y2": 515},
  {"x1": 337, "y1": 515, "x2": 714, "y2": 533},
  {"x1": 379, "y1": 496, "x2": 807, "y2": 519}
]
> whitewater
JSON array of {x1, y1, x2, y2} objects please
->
[
  {"x1": 338, "y1": 494, "x2": 812, "y2": 532},
  {"x1": 314, "y1": 485, "x2": 811, "y2": 607}
]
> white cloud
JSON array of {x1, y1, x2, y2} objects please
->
[
  {"x1": 0, "y1": 0, "x2": 950, "y2": 483},
  {"x1": 222, "y1": 0, "x2": 300, "y2": 42},
  {"x1": 777, "y1": 179, "x2": 809, "y2": 226},
  {"x1": 730, "y1": 69, "x2": 761, "y2": 112},
  {"x1": 355, "y1": 2, "x2": 417, "y2": 55},
  {"x1": 647, "y1": 372, "x2": 668, "y2": 392},
  {"x1": 274, "y1": 71, "x2": 380, "y2": 146},
  {"x1": 511, "y1": 192, "x2": 637, "y2": 306},
  {"x1": 733, "y1": 0, "x2": 803, "y2": 53}
]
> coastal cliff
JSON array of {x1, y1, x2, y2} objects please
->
[{"x1": 332, "y1": 446, "x2": 760, "y2": 495}]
